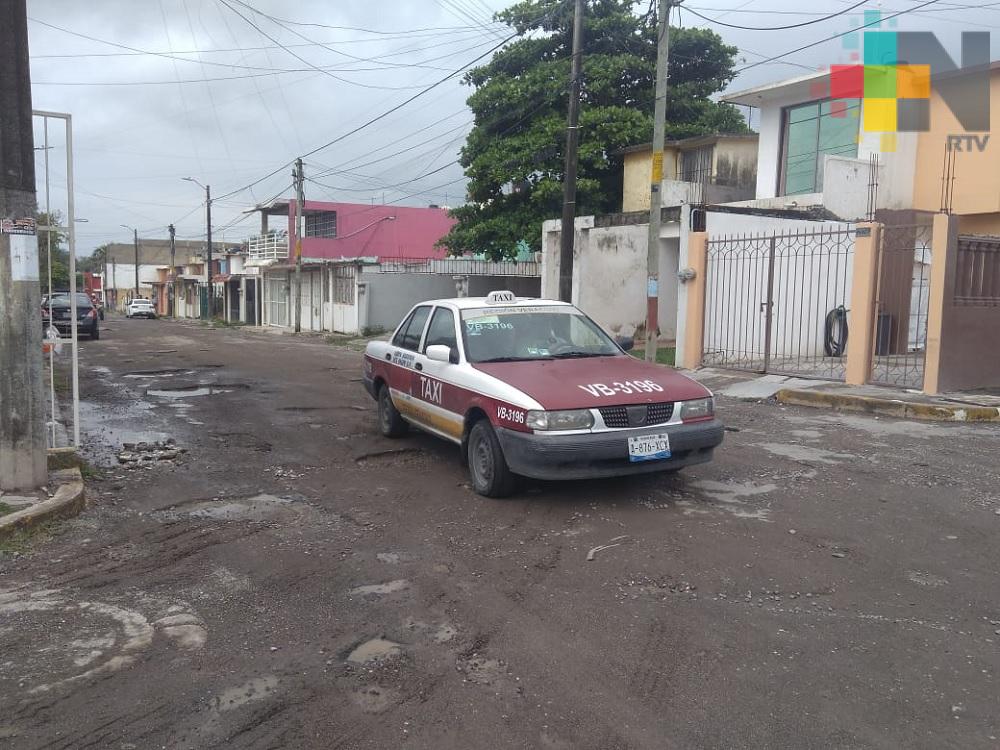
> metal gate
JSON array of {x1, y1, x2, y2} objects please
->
[
  {"x1": 703, "y1": 227, "x2": 855, "y2": 380},
  {"x1": 869, "y1": 221, "x2": 932, "y2": 388}
]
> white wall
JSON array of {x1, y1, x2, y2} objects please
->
[
  {"x1": 541, "y1": 216, "x2": 679, "y2": 342},
  {"x1": 106, "y1": 263, "x2": 163, "y2": 295}
]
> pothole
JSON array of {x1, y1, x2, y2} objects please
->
[
  {"x1": 346, "y1": 638, "x2": 402, "y2": 665},
  {"x1": 350, "y1": 580, "x2": 410, "y2": 597},
  {"x1": 159, "y1": 493, "x2": 303, "y2": 521},
  {"x1": 146, "y1": 383, "x2": 250, "y2": 399},
  {"x1": 123, "y1": 368, "x2": 194, "y2": 379},
  {"x1": 211, "y1": 676, "x2": 278, "y2": 712}
]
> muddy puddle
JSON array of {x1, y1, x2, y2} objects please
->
[
  {"x1": 349, "y1": 580, "x2": 410, "y2": 597},
  {"x1": 146, "y1": 382, "x2": 250, "y2": 400},
  {"x1": 122, "y1": 369, "x2": 194, "y2": 379},
  {"x1": 346, "y1": 638, "x2": 402, "y2": 665},
  {"x1": 78, "y1": 400, "x2": 177, "y2": 467},
  {"x1": 158, "y1": 493, "x2": 305, "y2": 522}
]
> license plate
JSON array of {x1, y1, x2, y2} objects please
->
[{"x1": 627, "y1": 433, "x2": 671, "y2": 462}]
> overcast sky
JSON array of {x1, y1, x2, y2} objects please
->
[{"x1": 26, "y1": 0, "x2": 998, "y2": 258}]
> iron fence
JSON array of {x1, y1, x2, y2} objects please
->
[
  {"x1": 703, "y1": 227, "x2": 855, "y2": 380},
  {"x1": 375, "y1": 258, "x2": 540, "y2": 277},
  {"x1": 955, "y1": 235, "x2": 1000, "y2": 306},
  {"x1": 870, "y1": 222, "x2": 933, "y2": 388}
]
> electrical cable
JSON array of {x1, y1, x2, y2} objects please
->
[
  {"x1": 733, "y1": 0, "x2": 942, "y2": 74},
  {"x1": 211, "y1": 23, "x2": 534, "y2": 202},
  {"x1": 686, "y1": 0, "x2": 868, "y2": 29}
]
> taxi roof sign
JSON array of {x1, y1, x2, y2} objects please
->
[{"x1": 486, "y1": 290, "x2": 517, "y2": 304}]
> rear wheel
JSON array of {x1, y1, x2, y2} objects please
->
[
  {"x1": 377, "y1": 384, "x2": 408, "y2": 438},
  {"x1": 467, "y1": 420, "x2": 518, "y2": 498}
]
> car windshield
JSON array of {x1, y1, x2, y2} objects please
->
[
  {"x1": 49, "y1": 294, "x2": 92, "y2": 307},
  {"x1": 461, "y1": 305, "x2": 619, "y2": 363},
  {"x1": 132, "y1": 300, "x2": 152, "y2": 306}
]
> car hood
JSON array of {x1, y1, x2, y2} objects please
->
[{"x1": 472, "y1": 356, "x2": 710, "y2": 410}]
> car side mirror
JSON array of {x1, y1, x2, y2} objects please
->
[
  {"x1": 426, "y1": 344, "x2": 455, "y2": 363},
  {"x1": 616, "y1": 335, "x2": 634, "y2": 352}
]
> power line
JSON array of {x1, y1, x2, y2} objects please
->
[
  {"x1": 685, "y1": 0, "x2": 868, "y2": 30},
  {"x1": 29, "y1": 16, "x2": 490, "y2": 75},
  {"x1": 733, "y1": 0, "x2": 943, "y2": 74},
  {"x1": 212, "y1": 27, "x2": 528, "y2": 202}
]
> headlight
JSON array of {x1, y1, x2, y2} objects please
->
[
  {"x1": 679, "y1": 397, "x2": 714, "y2": 421},
  {"x1": 526, "y1": 409, "x2": 594, "y2": 431}
]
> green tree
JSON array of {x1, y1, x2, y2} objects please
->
[{"x1": 441, "y1": 0, "x2": 746, "y2": 259}]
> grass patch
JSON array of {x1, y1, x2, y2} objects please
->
[
  {"x1": 79, "y1": 460, "x2": 102, "y2": 480},
  {"x1": 629, "y1": 347, "x2": 676, "y2": 366},
  {"x1": 0, "y1": 502, "x2": 16, "y2": 518},
  {"x1": 0, "y1": 522, "x2": 55, "y2": 557}
]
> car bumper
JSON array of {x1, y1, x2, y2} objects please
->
[
  {"x1": 45, "y1": 320, "x2": 94, "y2": 334},
  {"x1": 363, "y1": 374, "x2": 378, "y2": 399},
  {"x1": 495, "y1": 419, "x2": 725, "y2": 481}
]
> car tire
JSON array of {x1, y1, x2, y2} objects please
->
[
  {"x1": 467, "y1": 419, "x2": 518, "y2": 498},
  {"x1": 377, "y1": 384, "x2": 408, "y2": 438}
]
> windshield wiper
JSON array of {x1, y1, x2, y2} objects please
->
[
  {"x1": 549, "y1": 351, "x2": 604, "y2": 359},
  {"x1": 477, "y1": 356, "x2": 549, "y2": 363}
]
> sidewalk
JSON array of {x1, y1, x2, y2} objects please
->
[{"x1": 688, "y1": 368, "x2": 1000, "y2": 422}]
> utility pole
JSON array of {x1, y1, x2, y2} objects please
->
[
  {"x1": 206, "y1": 185, "x2": 213, "y2": 319},
  {"x1": 0, "y1": 0, "x2": 46, "y2": 489},
  {"x1": 293, "y1": 157, "x2": 305, "y2": 334},
  {"x1": 644, "y1": 0, "x2": 673, "y2": 362},
  {"x1": 168, "y1": 223, "x2": 176, "y2": 317},
  {"x1": 558, "y1": 0, "x2": 585, "y2": 303},
  {"x1": 132, "y1": 227, "x2": 139, "y2": 296}
]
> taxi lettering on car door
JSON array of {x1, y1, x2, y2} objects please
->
[{"x1": 408, "y1": 305, "x2": 465, "y2": 441}]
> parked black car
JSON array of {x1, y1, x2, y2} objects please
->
[{"x1": 41, "y1": 293, "x2": 100, "y2": 340}]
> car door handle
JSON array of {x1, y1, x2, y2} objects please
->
[{"x1": 415, "y1": 362, "x2": 423, "y2": 371}]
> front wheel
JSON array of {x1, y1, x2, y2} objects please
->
[
  {"x1": 377, "y1": 384, "x2": 408, "y2": 438},
  {"x1": 467, "y1": 420, "x2": 518, "y2": 498}
]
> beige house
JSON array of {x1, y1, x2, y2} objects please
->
[
  {"x1": 912, "y1": 63, "x2": 1000, "y2": 233},
  {"x1": 620, "y1": 135, "x2": 758, "y2": 212}
]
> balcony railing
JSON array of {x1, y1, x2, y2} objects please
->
[{"x1": 247, "y1": 232, "x2": 289, "y2": 263}]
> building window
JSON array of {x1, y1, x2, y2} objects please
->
[
  {"x1": 304, "y1": 211, "x2": 337, "y2": 238},
  {"x1": 780, "y1": 99, "x2": 860, "y2": 195},
  {"x1": 680, "y1": 145, "x2": 714, "y2": 184}
]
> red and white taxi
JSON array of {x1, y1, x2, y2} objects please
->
[{"x1": 363, "y1": 292, "x2": 724, "y2": 497}]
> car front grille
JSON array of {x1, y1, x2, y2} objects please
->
[{"x1": 599, "y1": 402, "x2": 674, "y2": 429}]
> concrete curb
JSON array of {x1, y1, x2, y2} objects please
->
[
  {"x1": 775, "y1": 388, "x2": 1000, "y2": 422},
  {"x1": 0, "y1": 467, "x2": 86, "y2": 540}
]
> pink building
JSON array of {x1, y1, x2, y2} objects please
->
[{"x1": 249, "y1": 199, "x2": 455, "y2": 263}]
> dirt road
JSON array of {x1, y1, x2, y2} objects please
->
[{"x1": 2, "y1": 316, "x2": 998, "y2": 749}]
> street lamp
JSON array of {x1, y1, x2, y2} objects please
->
[
  {"x1": 119, "y1": 223, "x2": 139, "y2": 296},
  {"x1": 183, "y1": 177, "x2": 212, "y2": 319}
]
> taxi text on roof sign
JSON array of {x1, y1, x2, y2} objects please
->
[{"x1": 486, "y1": 290, "x2": 517, "y2": 304}]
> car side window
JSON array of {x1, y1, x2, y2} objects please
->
[
  {"x1": 423, "y1": 307, "x2": 457, "y2": 354},
  {"x1": 394, "y1": 305, "x2": 431, "y2": 352},
  {"x1": 390, "y1": 310, "x2": 414, "y2": 348}
]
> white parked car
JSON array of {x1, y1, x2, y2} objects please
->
[{"x1": 126, "y1": 299, "x2": 157, "y2": 319}]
